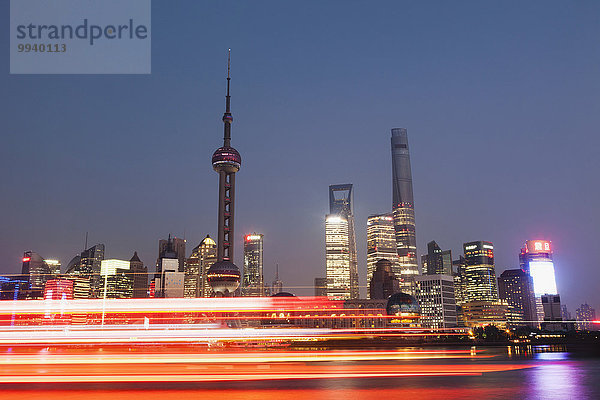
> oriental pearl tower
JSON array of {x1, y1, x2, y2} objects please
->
[{"x1": 207, "y1": 50, "x2": 242, "y2": 297}]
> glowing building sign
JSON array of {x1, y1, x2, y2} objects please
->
[
  {"x1": 526, "y1": 240, "x2": 551, "y2": 254},
  {"x1": 529, "y1": 261, "x2": 557, "y2": 296}
]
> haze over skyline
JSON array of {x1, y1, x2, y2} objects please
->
[{"x1": 1, "y1": 1, "x2": 599, "y2": 309}]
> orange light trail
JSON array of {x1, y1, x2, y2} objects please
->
[{"x1": 0, "y1": 351, "x2": 533, "y2": 383}]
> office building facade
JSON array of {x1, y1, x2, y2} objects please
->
[
  {"x1": 45, "y1": 259, "x2": 61, "y2": 278},
  {"x1": 65, "y1": 244, "x2": 105, "y2": 298},
  {"x1": 326, "y1": 214, "x2": 351, "y2": 300},
  {"x1": 21, "y1": 251, "x2": 50, "y2": 290},
  {"x1": 314, "y1": 277, "x2": 327, "y2": 297},
  {"x1": 368, "y1": 259, "x2": 400, "y2": 300},
  {"x1": 497, "y1": 268, "x2": 537, "y2": 327},
  {"x1": 243, "y1": 233, "x2": 264, "y2": 296},
  {"x1": 129, "y1": 252, "x2": 148, "y2": 298},
  {"x1": 421, "y1": 241, "x2": 452, "y2": 276},
  {"x1": 43, "y1": 279, "x2": 74, "y2": 300},
  {"x1": 415, "y1": 274, "x2": 458, "y2": 329},
  {"x1": 576, "y1": 303, "x2": 597, "y2": 331},
  {"x1": 462, "y1": 241, "x2": 499, "y2": 302},
  {"x1": 185, "y1": 235, "x2": 217, "y2": 298},
  {"x1": 155, "y1": 258, "x2": 184, "y2": 298},
  {"x1": 366, "y1": 213, "x2": 398, "y2": 294},
  {"x1": 100, "y1": 259, "x2": 133, "y2": 299},
  {"x1": 157, "y1": 236, "x2": 186, "y2": 273}
]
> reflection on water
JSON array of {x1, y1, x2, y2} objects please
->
[{"x1": 529, "y1": 360, "x2": 587, "y2": 399}]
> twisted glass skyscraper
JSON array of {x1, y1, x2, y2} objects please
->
[{"x1": 391, "y1": 128, "x2": 419, "y2": 293}]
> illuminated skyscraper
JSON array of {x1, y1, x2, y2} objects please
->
[
  {"x1": 366, "y1": 213, "x2": 398, "y2": 295},
  {"x1": 391, "y1": 128, "x2": 419, "y2": 293},
  {"x1": 326, "y1": 215, "x2": 350, "y2": 299},
  {"x1": 21, "y1": 251, "x2": 50, "y2": 290},
  {"x1": 462, "y1": 241, "x2": 499, "y2": 302},
  {"x1": 100, "y1": 259, "x2": 133, "y2": 299},
  {"x1": 519, "y1": 240, "x2": 558, "y2": 323},
  {"x1": 243, "y1": 233, "x2": 264, "y2": 296},
  {"x1": 207, "y1": 51, "x2": 242, "y2": 297},
  {"x1": 185, "y1": 235, "x2": 218, "y2": 298},
  {"x1": 452, "y1": 256, "x2": 467, "y2": 307},
  {"x1": 185, "y1": 245, "x2": 201, "y2": 298},
  {"x1": 519, "y1": 240, "x2": 557, "y2": 296},
  {"x1": 325, "y1": 184, "x2": 358, "y2": 300},
  {"x1": 44, "y1": 259, "x2": 61, "y2": 278},
  {"x1": 73, "y1": 243, "x2": 105, "y2": 298},
  {"x1": 421, "y1": 241, "x2": 452, "y2": 276}
]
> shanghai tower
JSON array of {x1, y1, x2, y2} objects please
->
[
  {"x1": 207, "y1": 50, "x2": 242, "y2": 297},
  {"x1": 391, "y1": 128, "x2": 419, "y2": 293}
]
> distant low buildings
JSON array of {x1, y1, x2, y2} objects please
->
[
  {"x1": 0, "y1": 276, "x2": 28, "y2": 300},
  {"x1": 460, "y1": 300, "x2": 509, "y2": 329},
  {"x1": 576, "y1": 303, "x2": 597, "y2": 331}
]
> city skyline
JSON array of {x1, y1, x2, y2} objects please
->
[{"x1": 1, "y1": 1, "x2": 599, "y2": 310}]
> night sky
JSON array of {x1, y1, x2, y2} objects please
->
[{"x1": 1, "y1": 1, "x2": 599, "y2": 311}]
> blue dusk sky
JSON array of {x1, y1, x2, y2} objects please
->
[{"x1": 1, "y1": 1, "x2": 599, "y2": 309}]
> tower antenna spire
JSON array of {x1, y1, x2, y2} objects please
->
[
  {"x1": 223, "y1": 49, "x2": 232, "y2": 147},
  {"x1": 209, "y1": 48, "x2": 242, "y2": 297}
]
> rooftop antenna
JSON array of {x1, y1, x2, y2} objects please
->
[{"x1": 84, "y1": 232, "x2": 88, "y2": 251}]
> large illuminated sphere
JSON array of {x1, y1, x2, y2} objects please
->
[
  {"x1": 207, "y1": 260, "x2": 240, "y2": 295},
  {"x1": 386, "y1": 292, "x2": 420, "y2": 316},
  {"x1": 212, "y1": 146, "x2": 241, "y2": 173}
]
